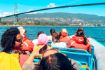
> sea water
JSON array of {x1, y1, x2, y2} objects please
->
[{"x1": 0, "y1": 26, "x2": 105, "y2": 46}]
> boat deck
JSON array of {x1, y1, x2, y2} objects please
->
[{"x1": 88, "y1": 38, "x2": 105, "y2": 70}]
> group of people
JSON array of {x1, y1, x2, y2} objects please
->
[
  {"x1": 49, "y1": 28, "x2": 91, "y2": 52},
  {"x1": 0, "y1": 27, "x2": 90, "y2": 70},
  {"x1": 0, "y1": 26, "x2": 80, "y2": 70}
]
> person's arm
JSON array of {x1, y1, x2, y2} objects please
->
[
  {"x1": 22, "y1": 47, "x2": 41, "y2": 70},
  {"x1": 24, "y1": 49, "x2": 41, "y2": 64}
]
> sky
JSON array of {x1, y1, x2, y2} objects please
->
[{"x1": 0, "y1": 0, "x2": 105, "y2": 17}]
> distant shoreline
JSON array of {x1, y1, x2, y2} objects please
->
[{"x1": 0, "y1": 24, "x2": 105, "y2": 27}]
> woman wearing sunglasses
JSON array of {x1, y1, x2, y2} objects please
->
[
  {"x1": 0, "y1": 27, "x2": 23, "y2": 70},
  {"x1": 0, "y1": 27, "x2": 33, "y2": 70}
]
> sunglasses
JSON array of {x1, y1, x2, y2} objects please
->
[{"x1": 16, "y1": 38, "x2": 23, "y2": 42}]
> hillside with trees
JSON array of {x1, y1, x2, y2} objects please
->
[{"x1": 1, "y1": 12, "x2": 105, "y2": 26}]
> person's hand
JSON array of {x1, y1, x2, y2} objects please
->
[
  {"x1": 24, "y1": 46, "x2": 43, "y2": 64},
  {"x1": 31, "y1": 50, "x2": 41, "y2": 58},
  {"x1": 31, "y1": 45, "x2": 44, "y2": 58}
]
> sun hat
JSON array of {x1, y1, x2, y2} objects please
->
[
  {"x1": 61, "y1": 28, "x2": 68, "y2": 33},
  {"x1": 38, "y1": 34, "x2": 48, "y2": 45},
  {"x1": 17, "y1": 26, "x2": 25, "y2": 36},
  {"x1": 61, "y1": 28, "x2": 68, "y2": 36}
]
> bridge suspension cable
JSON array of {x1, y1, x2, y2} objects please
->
[{"x1": 1, "y1": 2, "x2": 105, "y2": 18}]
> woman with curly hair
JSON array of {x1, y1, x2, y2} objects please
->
[{"x1": 0, "y1": 27, "x2": 23, "y2": 70}]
